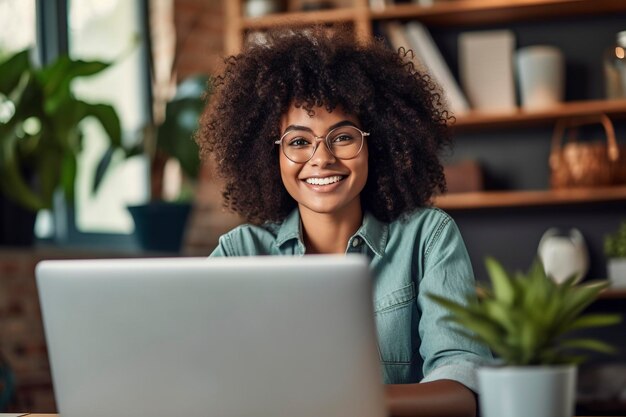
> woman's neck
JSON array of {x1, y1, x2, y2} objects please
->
[{"x1": 298, "y1": 203, "x2": 363, "y2": 254}]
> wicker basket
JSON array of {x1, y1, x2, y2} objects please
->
[{"x1": 550, "y1": 114, "x2": 626, "y2": 189}]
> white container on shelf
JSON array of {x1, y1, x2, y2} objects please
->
[
  {"x1": 516, "y1": 45, "x2": 565, "y2": 110},
  {"x1": 608, "y1": 258, "x2": 626, "y2": 288},
  {"x1": 244, "y1": 0, "x2": 283, "y2": 17}
]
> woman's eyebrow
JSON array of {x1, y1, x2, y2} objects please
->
[{"x1": 283, "y1": 120, "x2": 358, "y2": 134}]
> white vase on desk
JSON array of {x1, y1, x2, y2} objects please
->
[{"x1": 478, "y1": 365, "x2": 577, "y2": 417}]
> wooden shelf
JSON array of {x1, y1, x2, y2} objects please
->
[
  {"x1": 599, "y1": 288, "x2": 626, "y2": 299},
  {"x1": 434, "y1": 186, "x2": 626, "y2": 210},
  {"x1": 369, "y1": 0, "x2": 626, "y2": 27},
  {"x1": 240, "y1": 7, "x2": 357, "y2": 30},
  {"x1": 238, "y1": 0, "x2": 626, "y2": 31},
  {"x1": 452, "y1": 99, "x2": 626, "y2": 130}
]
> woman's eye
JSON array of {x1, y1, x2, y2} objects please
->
[
  {"x1": 288, "y1": 137, "x2": 311, "y2": 147},
  {"x1": 332, "y1": 134, "x2": 353, "y2": 143}
]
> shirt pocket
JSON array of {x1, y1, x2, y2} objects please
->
[{"x1": 373, "y1": 282, "x2": 416, "y2": 364}]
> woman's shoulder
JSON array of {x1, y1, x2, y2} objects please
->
[
  {"x1": 214, "y1": 221, "x2": 283, "y2": 256},
  {"x1": 386, "y1": 207, "x2": 462, "y2": 254},
  {"x1": 391, "y1": 206, "x2": 455, "y2": 230}
]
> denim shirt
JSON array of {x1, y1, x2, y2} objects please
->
[{"x1": 210, "y1": 207, "x2": 491, "y2": 392}]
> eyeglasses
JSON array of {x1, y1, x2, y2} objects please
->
[{"x1": 275, "y1": 125, "x2": 369, "y2": 164}]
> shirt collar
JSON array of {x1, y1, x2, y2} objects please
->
[
  {"x1": 355, "y1": 211, "x2": 388, "y2": 258},
  {"x1": 275, "y1": 209, "x2": 303, "y2": 247},
  {"x1": 276, "y1": 209, "x2": 388, "y2": 257}
]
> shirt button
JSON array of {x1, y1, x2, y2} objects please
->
[{"x1": 352, "y1": 238, "x2": 360, "y2": 247}]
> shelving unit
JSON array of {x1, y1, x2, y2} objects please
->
[{"x1": 226, "y1": 0, "x2": 626, "y2": 211}]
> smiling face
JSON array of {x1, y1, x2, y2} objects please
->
[{"x1": 278, "y1": 104, "x2": 368, "y2": 220}]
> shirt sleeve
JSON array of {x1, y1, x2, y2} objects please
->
[
  {"x1": 209, "y1": 234, "x2": 233, "y2": 257},
  {"x1": 416, "y1": 213, "x2": 492, "y2": 393}
]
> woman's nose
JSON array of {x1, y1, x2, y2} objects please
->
[{"x1": 309, "y1": 138, "x2": 336, "y2": 166}]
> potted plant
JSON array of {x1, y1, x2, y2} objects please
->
[
  {"x1": 604, "y1": 220, "x2": 626, "y2": 288},
  {"x1": 428, "y1": 257, "x2": 621, "y2": 417},
  {"x1": 0, "y1": 49, "x2": 122, "y2": 246},
  {"x1": 125, "y1": 74, "x2": 209, "y2": 253}
]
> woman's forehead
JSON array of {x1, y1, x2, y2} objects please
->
[{"x1": 279, "y1": 103, "x2": 359, "y2": 131}]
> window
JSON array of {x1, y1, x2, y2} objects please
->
[
  {"x1": 0, "y1": 0, "x2": 36, "y2": 55},
  {"x1": 68, "y1": 0, "x2": 150, "y2": 236}
]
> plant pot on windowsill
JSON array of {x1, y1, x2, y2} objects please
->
[
  {"x1": 127, "y1": 200, "x2": 192, "y2": 254},
  {"x1": 125, "y1": 75, "x2": 208, "y2": 254}
]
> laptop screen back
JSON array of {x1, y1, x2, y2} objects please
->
[{"x1": 36, "y1": 255, "x2": 386, "y2": 417}]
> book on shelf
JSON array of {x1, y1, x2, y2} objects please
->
[
  {"x1": 404, "y1": 21, "x2": 470, "y2": 116},
  {"x1": 459, "y1": 30, "x2": 517, "y2": 113},
  {"x1": 380, "y1": 21, "x2": 428, "y2": 74},
  {"x1": 369, "y1": 0, "x2": 392, "y2": 11}
]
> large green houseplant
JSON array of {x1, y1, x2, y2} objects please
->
[
  {"x1": 0, "y1": 49, "x2": 122, "y2": 245},
  {"x1": 429, "y1": 257, "x2": 621, "y2": 417}
]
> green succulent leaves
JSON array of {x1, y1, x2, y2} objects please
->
[
  {"x1": 0, "y1": 49, "x2": 122, "y2": 211},
  {"x1": 428, "y1": 257, "x2": 621, "y2": 366},
  {"x1": 604, "y1": 220, "x2": 626, "y2": 259}
]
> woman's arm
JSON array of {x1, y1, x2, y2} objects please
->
[{"x1": 385, "y1": 380, "x2": 477, "y2": 417}]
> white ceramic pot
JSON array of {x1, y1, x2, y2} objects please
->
[
  {"x1": 516, "y1": 46, "x2": 565, "y2": 110},
  {"x1": 244, "y1": 0, "x2": 283, "y2": 17},
  {"x1": 608, "y1": 258, "x2": 626, "y2": 288},
  {"x1": 538, "y1": 228, "x2": 589, "y2": 284},
  {"x1": 478, "y1": 365, "x2": 576, "y2": 417}
]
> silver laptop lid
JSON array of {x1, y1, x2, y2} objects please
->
[{"x1": 36, "y1": 255, "x2": 386, "y2": 417}]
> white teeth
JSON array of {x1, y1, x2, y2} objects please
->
[{"x1": 305, "y1": 175, "x2": 344, "y2": 186}]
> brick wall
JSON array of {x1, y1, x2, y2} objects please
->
[
  {"x1": 0, "y1": 250, "x2": 53, "y2": 412},
  {"x1": 173, "y1": 0, "x2": 226, "y2": 80},
  {"x1": 173, "y1": 0, "x2": 245, "y2": 256}
]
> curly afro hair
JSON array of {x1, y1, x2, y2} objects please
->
[{"x1": 197, "y1": 26, "x2": 453, "y2": 225}]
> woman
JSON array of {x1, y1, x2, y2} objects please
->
[{"x1": 197, "y1": 26, "x2": 491, "y2": 417}]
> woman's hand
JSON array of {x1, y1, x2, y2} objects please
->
[{"x1": 385, "y1": 379, "x2": 477, "y2": 417}]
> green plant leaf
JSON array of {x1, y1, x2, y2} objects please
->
[
  {"x1": 0, "y1": 133, "x2": 45, "y2": 211},
  {"x1": 553, "y1": 281, "x2": 610, "y2": 335},
  {"x1": 38, "y1": 55, "x2": 109, "y2": 98},
  {"x1": 0, "y1": 50, "x2": 122, "y2": 213},
  {"x1": 0, "y1": 49, "x2": 31, "y2": 95},
  {"x1": 79, "y1": 103, "x2": 122, "y2": 147},
  {"x1": 60, "y1": 152, "x2": 77, "y2": 203},
  {"x1": 561, "y1": 313, "x2": 622, "y2": 332},
  {"x1": 93, "y1": 147, "x2": 116, "y2": 193},
  {"x1": 558, "y1": 338, "x2": 616, "y2": 354},
  {"x1": 35, "y1": 150, "x2": 63, "y2": 208},
  {"x1": 429, "y1": 256, "x2": 621, "y2": 367},
  {"x1": 484, "y1": 256, "x2": 515, "y2": 305}
]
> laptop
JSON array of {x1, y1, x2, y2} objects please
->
[{"x1": 36, "y1": 255, "x2": 386, "y2": 417}]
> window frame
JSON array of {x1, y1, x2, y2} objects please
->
[{"x1": 35, "y1": 0, "x2": 153, "y2": 251}]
